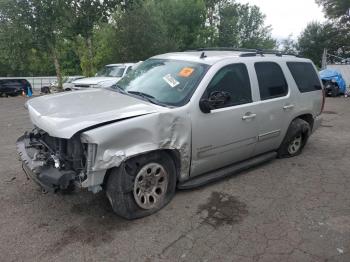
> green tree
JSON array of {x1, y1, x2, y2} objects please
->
[
  {"x1": 69, "y1": 0, "x2": 121, "y2": 76},
  {"x1": 217, "y1": 2, "x2": 276, "y2": 49},
  {"x1": 112, "y1": 1, "x2": 176, "y2": 62},
  {"x1": 297, "y1": 21, "x2": 349, "y2": 66},
  {"x1": 0, "y1": 0, "x2": 72, "y2": 88},
  {"x1": 157, "y1": 0, "x2": 207, "y2": 50},
  {"x1": 279, "y1": 35, "x2": 298, "y2": 54},
  {"x1": 316, "y1": 0, "x2": 350, "y2": 21}
]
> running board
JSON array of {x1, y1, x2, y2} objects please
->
[{"x1": 178, "y1": 152, "x2": 277, "y2": 190}]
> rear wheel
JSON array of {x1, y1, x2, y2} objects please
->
[
  {"x1": 106, "y1": 152, "x2": 176, "y2": 219},
  {"x1": 277, "y1": 118, "x2": 311, "y2": 158}
]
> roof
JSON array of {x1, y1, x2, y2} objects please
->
[{"x1": 152, "y1": 50, "x2": 310, "y2": 65}]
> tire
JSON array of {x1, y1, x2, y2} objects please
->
[
  {"x1": 106, "y1": 151, "x2": 176, "y2": 219},
  {"x1": 277, "y1": 118, "x2": 311, "y2": 158}
]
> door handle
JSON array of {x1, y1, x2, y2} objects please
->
[
  {"x1": 242, "y1": 113, "x2": 256, "y2": 120},
  {"x1": 283, "y1": 104, "x2": 295, "y2": 110}
]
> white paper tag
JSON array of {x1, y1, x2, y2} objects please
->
[{"x1": 163, "y1": 74, "x2": 179, "y2": 88}]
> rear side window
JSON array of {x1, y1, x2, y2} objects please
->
[
  {"x1": 287, "y1": 62, "x2": 322, "y2": 92},
  {"x1": 255, "y1": 62, "x2": 288, "y2": 100}
]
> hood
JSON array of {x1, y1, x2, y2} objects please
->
[
  {"x1": 26, "y1": 89, "x2": 160, "y2": 139},
  {"x1": 73, "y1": 77, "x2": 121, "y2": 85}
]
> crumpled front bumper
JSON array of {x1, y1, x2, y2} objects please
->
[{"x1": 16, "y1": 135, "x2": 76, "y2": 192}]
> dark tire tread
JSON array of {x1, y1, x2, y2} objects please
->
[
  {"x1": 106, "y1": 151, "x2": 176, "y2": 219},
  {"x1": 277, "y1": 118, "x2": 311, "y2": 158}
]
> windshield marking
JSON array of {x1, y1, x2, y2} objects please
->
[{"x1": 163, "y1": 74, "x2": 180, "y2": 88}]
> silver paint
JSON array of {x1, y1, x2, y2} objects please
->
[{"x1": 22, "y1": 51, "x2": 323, "y2": 191}]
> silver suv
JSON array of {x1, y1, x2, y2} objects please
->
[{"x1": 17, "y1": 49, "x2": 324, "y2": 219}]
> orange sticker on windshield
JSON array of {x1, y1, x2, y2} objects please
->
[{"x1": 178, "y1": 67, "x2": 194, "y2": 77}]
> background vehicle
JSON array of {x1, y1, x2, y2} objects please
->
[
  {"x1": 0, "y1": 79, "x2": 32, "y2": 97},
  {"x1": 71, "y1": 63, "x2": 134, "y2": 90},
  {"x1": 319, "y1": 69, "x2": 347, "y2": 97},
  {"x1": 17, "y1": 49, "x2": 323, "y2": 219},
  {"x1": 41, "y1": 76, "x2": 85, "y2": 93}
]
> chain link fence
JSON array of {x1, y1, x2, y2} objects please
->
[{"x1": 0, "y1": 76, "x2": 57, "y2": 91}]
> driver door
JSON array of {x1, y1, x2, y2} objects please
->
[{"x1": 190, "y1": 63, "x2": 259, "y2": 177}]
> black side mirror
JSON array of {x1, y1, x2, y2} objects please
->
[{"x1": 199, "y1": 91, "x2": 231, "y2": 113}]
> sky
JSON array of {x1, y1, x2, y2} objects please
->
[{"x1": 237, "y1": 0, "x2": 326, "y2": 40}]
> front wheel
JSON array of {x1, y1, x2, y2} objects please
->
[
  {"x1": 106, "y1": 152, "x2": 176, "y2": 219},
  {"x1": 277, "y1": 118, "x2": 311, "y2": 158}
]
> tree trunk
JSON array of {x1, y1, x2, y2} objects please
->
[
  {"x1": 86, "y1": 36, "x2": 94, "y2": 76},
  {"x1": 52, "y1": 49, "x2": 63, "y2": 91}
]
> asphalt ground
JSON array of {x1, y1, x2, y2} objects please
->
[{"x1": 1, "y1": 95, "x2": 350, "y2": 262}]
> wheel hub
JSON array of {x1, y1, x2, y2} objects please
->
[
  {"x1": 133, "y1": 163, "x2": 168, "y2": 210},
  {"x1": 288, "y1": 135, "x2": 302, "y2": 155}
]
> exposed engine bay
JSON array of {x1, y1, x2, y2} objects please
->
[{"x1": 17, "y1": 128, "x2": 87, "y2": 192}]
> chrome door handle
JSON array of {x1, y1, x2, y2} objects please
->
[
  {"x1": 283, "y1": 104, "x2": 295, "y2": 110},
  {"x1": 242, "y1": 113, "x2": 256, "y2": 120}
]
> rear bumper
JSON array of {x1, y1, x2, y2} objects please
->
[
  {"x1": 16, "y1": 135, "x2": 76, "y2": 192},
  {"x1": 313, "y1": 115, "x2": 322, "y2": 133}
]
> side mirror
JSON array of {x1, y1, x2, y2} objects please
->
[
  {"x1": 199, "y1": 99, "x2": 212, "y2": 113},
  {"x1": 199, "y1": 91, "x2": 231, "y2": 113}
]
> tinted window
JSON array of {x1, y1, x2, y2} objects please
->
[
  {"x1": 205, "y1": 63, "x2": 252, "y2": 108},
  {"x1": 255, "y1": 62, "x2": 288, "y2": 100},
  {"x1": 287, "y1": 62, "x2": 322, "y2": 92}
]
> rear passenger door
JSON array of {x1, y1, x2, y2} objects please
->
[{"x1": 253, "y1": 62, "x2": 295, "y2": 155}]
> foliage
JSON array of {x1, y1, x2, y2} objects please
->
[
  {"x1": 217, "y1": 2, "x2": 276, "y2": 49},
  {"x1": 279, "y1": 35, "x2": 298, "y2": 54},
  {"x1": 68, "y1": 0, "x2": 121, "y2": 76},
  {"x1": 316, "y1": 0, "x2": 350, "y2": 21},
  {"x1": 0, "y1": 0, "x2": 276, "y2": 77},
  {"x1": 297, "y1": 21, "x2": 350, "y2": 67}
]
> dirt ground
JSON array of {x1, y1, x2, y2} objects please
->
[{"x1": 1, "y1": 95, "x2": 350, "y2": 262}]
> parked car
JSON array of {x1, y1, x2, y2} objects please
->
[
  {"x1": 41, "y1": 76, "x2": 86, "y2": 94},
  {"x1": 319, "y1": 69, "x2": 347, "y2": 97},
  {"x1": 71, "y1": 63, "x2": 134, "y2": 90},
  {"x1": 0, "y1": 79, "x2": 32, "y2": 97},
  {"x1": 62, "y1": 76, "x2": 86, "y2": 91},
  {"x1": 17, "y1": 49, "x2": 324, "y2": 219}
]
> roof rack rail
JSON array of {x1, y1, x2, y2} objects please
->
[
  {"x1": 195, "y1": 47, "x2": 257, "y2": 52},
  {"x1": 188, "y1": 47, "x2": 299, "y2": 58}
]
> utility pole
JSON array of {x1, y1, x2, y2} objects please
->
[{"x1": 321, "y1": 48, "x2": 327, "y2": 70}]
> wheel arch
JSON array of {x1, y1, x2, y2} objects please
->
[
  {"x1": 102, "y1": 149, "x2": 182, "y2": 187},
  {"x1": 295, "y1": 113, "x2": 314, "y2": 131}
]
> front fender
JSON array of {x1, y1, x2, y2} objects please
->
[{"x1": 81, "y1": 110, "x2": 191, "y2": 185}]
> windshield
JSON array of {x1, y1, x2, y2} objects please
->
[
  {"x1": 96, "y1": 66, "x2": 126, "y2": 77},
  {"x1": 114, "y1": 59, "x2": 209, "y2": 106}
]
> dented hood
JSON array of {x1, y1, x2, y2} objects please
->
[{"x1": 26, "y1": 89, "x2": 159, "y2": 139}]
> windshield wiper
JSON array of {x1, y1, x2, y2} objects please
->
[
  {"x1": 127, "y1": 91, "x2": 155, "y2": 99},
  {"x1": 111, "y1": 84, "x2": 127, "y2": 94},
  {"x1": 127, "y1": 91, "x2": 165, "y2": 106}
]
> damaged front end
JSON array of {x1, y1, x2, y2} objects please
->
[{"x1": 16, "y1": 128, "x2": 87, "y2": 192}]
